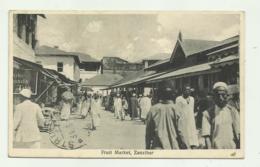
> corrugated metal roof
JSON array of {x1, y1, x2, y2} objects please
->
[
  {"x1": 147, "y1": 62, "x2": 215, "y2": 83},
  {"x1": 181, "y1": 39, "x2": 220, "y2": 56},
  {"x1": 82, "y1": 74, "x2": 123, "y2": 86},
  {"x1": 145, "y1": 35, "x2": 239, "y2": 70}
]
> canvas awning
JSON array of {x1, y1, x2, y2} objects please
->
[{"x1": 147, "y1": 62, "x2": 221, "y2": 83}]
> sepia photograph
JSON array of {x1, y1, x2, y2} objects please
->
[{"x1": 8, "y1": 11, "x2": 244, "y2": 158}]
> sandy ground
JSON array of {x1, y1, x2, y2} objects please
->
[{"x1": 40, "y1": 107, "x2": 146, "y2": 149}]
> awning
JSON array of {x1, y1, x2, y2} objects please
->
[
  {"x1": 110, "y1": 71, "x2": 167, "y2": 88},
  {"x1": 45, "y1": 69, "x2": 78, "y2": 85},
  {"x1": 14, "y1": 57, "x2": 77, "y2": 85},
  {"x1": 14, "y1": 57, "x2": 58, "y2": 81},
  {"x1": 147, "y1": 62, "x2": 220, "y2": 83},
  {"x1": 14, "y1": 57, "x2": 43, "y2": 70}
]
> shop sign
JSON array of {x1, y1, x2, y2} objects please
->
[{"x1": 13, "y1": 68, "x2": 38, "y2": 94}]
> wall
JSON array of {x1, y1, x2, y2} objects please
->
[
  {"x1": 74, "y1": 61, "x2": 80, "y2": 82},
  {"x1": 88, "y1": 85, "x2": 108, "y2": 95},
  {"x1": 80, "y1": 70, "x2": 100, "y2": 81},
  {"x1": 13, "y1": 30, "x2": 36, "y2": 63},
  {"x1": 36, "y1": 55, "x2": 77, "y2": 81}
]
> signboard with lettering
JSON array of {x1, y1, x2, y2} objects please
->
[{"x1": 13, "y1": 68, "x2": 38, "y2": 95}]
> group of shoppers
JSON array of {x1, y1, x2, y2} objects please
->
[{"x1": 145, "y1": 82, "x2": 240, "y2": 150}]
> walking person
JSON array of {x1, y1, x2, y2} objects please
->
[
  {"x1": 201, "y1": 82, "x2": 240, "y2": 149},
  {"x1": 114, "y1": 93, "x2": 122, "y2": 119},
  {"x1": 80, "y1": 92, "x2": 91, "y2": 119},
  {"x1": 90, "y1": 94, "x2": 101, "y2": 130},
  {"x1": 140, "y1": 92, "x2": 152, "y2": 124},
  {"x1": 145, "y1": 87, "x2": 184, "y2": 149},
  {"x1": 122, "y1": 96, "x2": 128, "y2": 119},
  {"x1": 129, "y1": 93, "x2": 139, "y2": 120},
  {"x1": 175, "y1": 86, "x2": 199, "y2": 149},
  {"x1": 13, "y1": 89, "x2": 45, "y2": 148},
  {"x1": 60, "y1": 87, "x2": 74, "y2": 121},
  {"x1": 195, "y1": 95, "x2": 211, "y2": 149}
]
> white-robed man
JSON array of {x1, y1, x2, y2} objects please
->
[
  {"x1": 14, "y1": 89, "x2": 45, "y2": 148},
  {"x1": 175, "y1": 86, "x2": 199, "y2": 149},
  {"x1": 114, "y1": 93, "x2": 123, "y2": 119},
  {"x1": 140, "y1": 92, "x2": 152, "y2": 123},
  {"x1": 201, "y1": 82, "x2": 240, "y2": 149}
]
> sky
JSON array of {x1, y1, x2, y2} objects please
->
[{"x1": 37, "y1": 12, "x2": 240, "y2": 62}]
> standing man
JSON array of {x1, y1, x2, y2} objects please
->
[
  {"x1": 60, "y1": 87, "x2": 74, "y2": 121},
  {"x1": 14, "y1": 89, "x2": 45, "y2": 148},
  {"x1": 129, "y1": 93, "x2": 139, "y2": 120},
  {"x1": 140, "y1": 92, "x2": 152, "y2": 124},
  {"x1": 90, "y1": 94, "x2": 101, "y2": 130},
  {"x1": 114, "y1": 93, "x2": 123, "y2": 119},
  {"x1": 201, "y1": 82, "x2": 240, "y2": 149},
  {"x1": 145, "y1": 87, "x2": 183, "y2": 149},
  {"x1": 175, "y1": 86, "x2": 199, "y2": 149},
  {"x1": 80, "y1": 91, "x2": 91, "y2": 119}
]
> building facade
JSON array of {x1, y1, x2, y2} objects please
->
[
  {"x1": 35, "y1": 46, "x2": 81, "y2": 82},
  {"x1": 109, "y1": 33, "x2": 240, "y2": 101},
  {"x1": 101, "y1": 57, "x2": 143, "y2": 76},
  {"x1": 13, "y1": 14, "x2": 43, "y2": 62}
]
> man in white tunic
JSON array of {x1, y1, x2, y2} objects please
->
[
  {"x1": 140, "y1": 92, "x2": 152, "y2": 123},
  {"x1": 114, "y1": 93, "x2": 122, "y2": 119},
  {"x1": 14, "y1": 89, "x2": 45, "y2": 148},
  {"x1": 175, "y1": 86, "x2": 199, "y2": 149},
  {"x1": 201, "y1": 82, "x2": 240, "y2": 149}
]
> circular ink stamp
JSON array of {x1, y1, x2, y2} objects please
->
[
  {"x1": 49, "y1": 120, "x2": 86, "y2": 150},
  {"x1": 42, "y1": 107, "x2": 88, "y2": 150}
]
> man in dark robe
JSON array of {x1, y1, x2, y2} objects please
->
[{"x1": 129, "y1": 93, "x2": 139, "y2": 120}]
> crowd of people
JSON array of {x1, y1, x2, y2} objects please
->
[
  {"x1": 145, "y1": 82, "x2": 240, "y2": 150},
  {"x1": 13, "y1": 81, "x2": 240, "y2": 150},
  {"x1": 103, "y1": 91, "x2": 152, "y2": 123}
]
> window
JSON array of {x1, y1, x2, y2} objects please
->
[
  {"x1": 17, "y1": 14, "x2": 36, "y2": 48},
  {"x1": 57, "y1": 62, "x2": 63, "y2": 72}
]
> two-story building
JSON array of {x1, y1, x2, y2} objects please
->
[
  {"x1": 75, "y1": 52, "x2": 101, "y2": 82},
  {"x1": 12, "y1": 14, "x2": 79, "y2": 106},
  {"x1": 35, "y1": 45, "x2": 82, "y2": 82},
  {"x1": 101, "y1": 57, "x2": 143, "y2": 77},
  {"x1": 13, "y1": 14, "x2": 47, "y2": 105},
  {"x1": 35, "y1": 45, "x2": 102, "y2": 83}
]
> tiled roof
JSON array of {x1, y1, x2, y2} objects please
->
[
  {"x1": 36, "y1": 45, "x2": 99, "y2": 63},
  {"x1": 35, "y1": 45, "x2": 72, "y2": 56},
  {"x1": 70, "y1": 52, "x2": 99, "y2": 63}
]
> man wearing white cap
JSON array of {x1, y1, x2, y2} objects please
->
[
  {"x1": 201, "y1": 82, "x2": 240, "y2": 149},
  {"x1": 13, "y1": 89, "x2": 45, "y2": 148}
]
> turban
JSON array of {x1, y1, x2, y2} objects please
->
[
  {"x1": 20, "y1": 89, "x2": 32, "y2": 98},
  {"x1": 213, "y1": 82, "x2": 228, "y2": 90}
]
